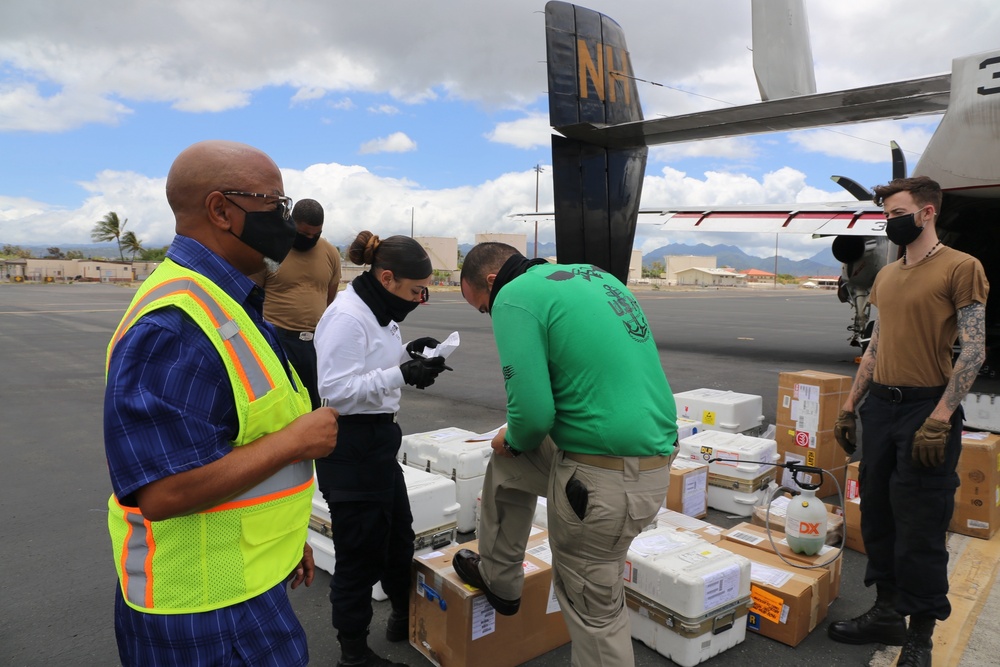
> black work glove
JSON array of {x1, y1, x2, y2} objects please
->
[
  {"x1": 912, "y1": 417, "x2": 951, "y2": 467},
  {"x1": 833, "y1": 410, "x2": 857, "y2": 455},
  {"x1": 399, "y1": 356, "x2": 447, "y2": 389},
  {"x1": 406, "y1": 337, "x2": 441, "y2": 360}
]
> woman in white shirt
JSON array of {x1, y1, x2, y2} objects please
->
[{"x1": 314, "y1": 231, "x2": 448, "y2": 667}]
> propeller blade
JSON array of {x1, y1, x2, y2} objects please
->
[
  {"x1": 891, "y1": 140, "x2": 907, "y2": 180},
  {"x1": 831, "y1": 175, "x2": 874, "y2": 201}
]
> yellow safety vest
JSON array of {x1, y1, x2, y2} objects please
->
[{"x1": 106, "y1": 259, "x2": 314, "y2": 614}]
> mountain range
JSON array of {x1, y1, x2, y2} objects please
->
[{"x1": 9, "y1": 240, "x2": 841, "y2": 277}]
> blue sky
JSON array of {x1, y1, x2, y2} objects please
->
[{"x1": 2, "y1": 0, "x2": 998, "y2": 260}]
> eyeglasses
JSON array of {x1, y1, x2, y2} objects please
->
[
  {"x1": 221, "y1": 191, "x2": 293, "y2": 220},
  {"x1": 420, "y1": 286, "x2": 429, "y2": 304}
]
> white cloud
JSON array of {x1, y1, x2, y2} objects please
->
[
  {"x1": 485, "y1": 113, "x2": 551, "y2": 149},
  {"x1": 0, "y1": 83, "x2": 132, "y2": 131},
  {"x1": 291, "y1": 87, "x2": 327, "y2": 104},
  {"x1": 367, "y1": 104, "x2": 399, "y2": 115},
  {"x1": 359, "y1": 131, "x2": 417, "y2": 154},
  {"x1": 788, "y1": 119, "x2": 938, "y2": 166}
]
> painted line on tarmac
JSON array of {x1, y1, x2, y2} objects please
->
[
  {"x1": 932, "y1": 531, "x2": 1000, "y2": 666},
  {"x1": 0, "y1": 309, "x2": 125, "y2": 315}
]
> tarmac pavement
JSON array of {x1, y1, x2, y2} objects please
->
[{"x1": 2, "y1": 281, "x2": 998, "y2": 666}]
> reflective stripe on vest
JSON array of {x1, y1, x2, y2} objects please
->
[{"x1": 109, "y1": 277, "x2": 275, "y2": 401}]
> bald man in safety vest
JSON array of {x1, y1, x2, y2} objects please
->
[{"x1": 103, "y1": 140, "x2": 338, "y2": 666}]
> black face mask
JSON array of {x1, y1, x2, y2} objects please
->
[
  {"x1": 229, "y1": 204, "x2": 296, "y2": 263},
  {"x1": 292, "y1": 232, "x2": 320, "y2": 251},
  {"x1": 353, "y1": 271, "x2": 420, "y2": 326},
  {"x1": 885, "y1": 212, "x2": 925, "y2": 246}
]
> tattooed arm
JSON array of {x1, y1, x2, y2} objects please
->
[
  {"x1": 931, "y1": 302, "x2": 987, "y2": 421},
  {"x1": 843, "y1": 317, "x2": 879, "y2": 413}
]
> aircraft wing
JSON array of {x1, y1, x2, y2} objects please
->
[
  {"x1": 556, "y1": 74, "x2": 951, "y2": 149},
  {"x1": 642, "y1": 203, "x2": 886, "y2": 237}
]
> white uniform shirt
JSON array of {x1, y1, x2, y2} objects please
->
[{"x1": 315, "y1": 283, "x2": 411, "y2": 415}]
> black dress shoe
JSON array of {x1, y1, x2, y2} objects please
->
[
  {"x1": 827, "y1": 601, "x2": 907, "y2": 645},
  {"x1": 452, "y1": 549, "x2": 520, "y2": 616}
]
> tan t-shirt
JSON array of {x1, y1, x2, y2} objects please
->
[
  {"x1": 870, "y1": 246, "x2": 989, "y2": 387},
  {"x1": 260, "y1": 238, "x2": 342, "y2": 331}
]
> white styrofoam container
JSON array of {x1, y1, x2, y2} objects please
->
[
  {"x1": 624, "y1": 527, "x2": 753, "y2": 666},
  {"x1": 676, "y1": 431, "x2": 780, "y2": 516},
  {"x1": 673, "y1": 389, "x2": 764, "y2": 435},
  {"x1": 309, "y1": 466, "x2": 460, "y2": 598},
  {"x1": 399, "y1": 427, "x2": 492, "y2": 533}
]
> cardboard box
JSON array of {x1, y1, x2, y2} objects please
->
[
  {"x1": 721, "y1": 522, "x2": 842, "y2": 604},
  {"x1": 717, "y1": 540, "x2": 829, "y2": 647},
  {"x1": 409, "y1": 537, "x2": 570, "y2": 666},
  {"x1": 844, "y1": 461, "x2": 865, "y2": 553},
  {"x1": 751, "y1": 495, "x2": 844, "y2": 547},
  {"x1": 950, "y1": 432, "x2": 1000, "y2": 539},
  {"x1": 666, "y1": 458, "x2": 708, "y2": 518},
  {"x1": 776, "y1": 370, "x2": 853, "y2": 499}
]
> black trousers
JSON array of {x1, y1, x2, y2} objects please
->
[
  {"x1": 858, "y1": 392, "x2": 962, "y2": 620},
  {"x1": 315, "y1": 420, "x2": 415, "y2": 635},
  {"x1": 274, "y1": 327, "x2": 320, "y2": 410}
]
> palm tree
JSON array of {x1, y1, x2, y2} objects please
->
[
  {"x1": 120, "y1": 231, "x2": 143, "y2": 261},
  {"x1": 91, "y1": 212, "x2": 128, "y2": 261}
]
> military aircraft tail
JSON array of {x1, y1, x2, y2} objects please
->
[{"x1": 545, "y1": 1, "x2": 647, "y2": 282}]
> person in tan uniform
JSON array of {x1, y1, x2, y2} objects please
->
[
  {"x1": 829, "y1": 176, "x2": 988, "y2": 667},
  {"x1": 257, "y1": 199, "x2": 342, "y2": 409}
]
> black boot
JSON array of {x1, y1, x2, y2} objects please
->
[
  {"x1": 336, "y1": 630, "x2": 410, "y2": 667},
  {"x1": 828, "y1": 584, "x2": 907, "y2": 645},
  {"x1": 897, "y1": 615, "x2": 935, "y2": 667},
  {"x1": 385, "y1": 605, "x2": 408, "y2": 643}
]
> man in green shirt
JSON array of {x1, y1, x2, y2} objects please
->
[{"x1": 455, "y1": 243, "x2": 677, "y2": 667}]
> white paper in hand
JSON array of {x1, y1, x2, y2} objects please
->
[{"x1": 420, "y1": 331, "x2": 460, "y2": 360}]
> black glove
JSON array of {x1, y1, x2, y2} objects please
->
[
  {"x1": 834, "y1": 410, "x2": 857, "y2": 455},
  {"x1": 912, "y1": 417, "x2": 951, "y2": 467},
  {"x1": 399, "y1": 356, "x2": 447, "y2": 389},
  {"x1": 406, "y1": 337, "x2": 441, "y2": 360}
]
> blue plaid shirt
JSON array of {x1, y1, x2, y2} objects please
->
[{"x1": 105, "y1": 235, "x2": 307, "y2": 666}]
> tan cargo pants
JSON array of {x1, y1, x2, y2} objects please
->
[{"x1": 476, "y1": 436, "x2": 670, "y2": 667}]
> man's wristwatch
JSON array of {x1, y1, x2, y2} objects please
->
[{"x1": 502, "y1": 439, "x2": 520, "y2": 457}]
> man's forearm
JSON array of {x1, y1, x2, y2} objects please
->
[
  {"x1": 844, "y1": 322, "x2": 878, "y2": 412},
  {"x1": 932, "y1": 303, "x2": 986, "y2": 421}
]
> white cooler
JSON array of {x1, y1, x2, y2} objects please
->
[
  {"x1": 625, "y1": 527, "x2": 753, "y2": 666},
  {"x1": 399, "y1": 427, "x2": 492, "y2": 533},
  {"x1": 307, "y1": 465, "x2": 460, "y2": 599},
  {"x1": 677, "y1": 430, "x2": 780, "y2": 516},
  {"x1": 673, "y1": 388, "x2": 764, "y2": 436}
]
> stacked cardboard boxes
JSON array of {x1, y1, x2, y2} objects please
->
[
  {"x1": 950, "y1": 432, "x2": 1000, "y2": 539},
  {"x1": 775, "y1": 370, "x2": 853, "y2": 499}
]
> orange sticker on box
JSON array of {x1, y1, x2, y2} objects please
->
[{"x1": 749, "y1": 584, "x2": 785, "y2": 624}]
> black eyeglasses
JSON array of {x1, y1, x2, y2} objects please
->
[
  {"x1": 420, "y1": 286, "x2": 430, "y2": 304},
  {"x1": 221, "y1": 191, "x2": 293, "y2": 220}
]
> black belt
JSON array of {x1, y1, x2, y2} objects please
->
[
  {"x1": 339, "y1": 413, "x2": 398, "y2": 424},
  {"x1": 869, "y1": 383, "x2": 945, "y2": 404},
  {"x1": 275, "y1": 326, "x2": 314, "y2": 342}
]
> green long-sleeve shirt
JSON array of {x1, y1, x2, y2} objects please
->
[{"x1": 492, "y1": 263, "x2": 676, "y2": 456}]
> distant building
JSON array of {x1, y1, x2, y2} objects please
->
[
  {"x1": 628, "y1": 250, "x2": 642, "y2": 284},
  {"x1": 744, "y1": 268, "x2": 777, "y2": 284},
  {"x1": 475, "y1": 233, "x2": 527, "y2": 256},
  {"x1": 416, "y1": 236, "x2": 458, "y2": 271},
  {"x1": 666, "y1": 255, "x2": 715, "y2": 284},
  {"x1": 804, "y1": 275, "x2": 839, "y2": 289},
  {"x1": 675, "y1": 267, "x2": 747, "y2": 287}
]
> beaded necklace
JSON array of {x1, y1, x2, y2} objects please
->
[{"x1": 903, "y1": 241, "x2": 941, "y2": 265}]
